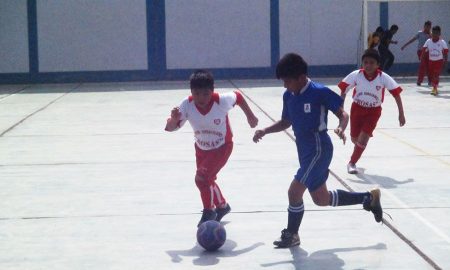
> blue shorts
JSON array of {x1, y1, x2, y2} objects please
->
[{"x1": 294, "y1": 132, "x2": 333, "y2": 192}]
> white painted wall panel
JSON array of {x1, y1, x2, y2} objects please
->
[
  {"x1": 280, "y1": 0, "x2": 363, "y2": 66},
  {"x1": 0, "y1": 0, "x2": 29, "y2": 73},
  {"x1": 165, "y1": 0, "x2": 271, "y2": 69},
  {"x1": 37, "y1": 0, "x2": 148, "y2": 72}
]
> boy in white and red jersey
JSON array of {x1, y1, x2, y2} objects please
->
[
  {"x1": 338, "y1": 49, "x2": 406, "y2": 174},
  {"x1": 165, "y1": 70, "x2": 258, "y2": 226},
  {"x1": 422, "y1": 26, "x2": 448, "y2": 95}
]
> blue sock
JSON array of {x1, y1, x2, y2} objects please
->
[
  {"x1": 287, "y1": 203, "x2": 304, "y2": 234},
  {"x1": 329, "y1": 190, "x2": 370, "y2": 206}
]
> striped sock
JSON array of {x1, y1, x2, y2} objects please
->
[
  {"x1": 329, "y1": 190, "x2": 370, "y2": 207},
  {"x1": 287, "y1": 203, "x2": 304, "y2": 234}
]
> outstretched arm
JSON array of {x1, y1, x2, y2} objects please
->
[
  {"x1": 237, "y1": 96, "x2": 259, "y2": 128},
  {"x1": 401, "y1": 36, "x2": 418, "y2": 50},
  {"x1": 333, "y1": 107, "x2": 349, "y2": 144},
  {"x1": 393, "y1": 95, "x2": 406, "y2": 127},
  {"x1": 253, "y1": 119, "x2": 291, "y2": 143}
]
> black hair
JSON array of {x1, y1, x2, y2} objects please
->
[
  {"x1": 390, "y1": 24, "x2": 399, "y2": 31},
  {"x1": 375, "y1": 26, "x2": 384, "y2": 33},
  {"x1": 189, "y1": 70, "x2": 214, "y2": 90},
  {"x1": 362, "y1": 49, "x2": 380, "y2": 64},
  {"x1": 432, "y1": 25, "x2": 441, "y2": 34},
  {"x1": 424, "y1": 20, "x2": 432, "y2": 26},
  {"x1": 276, "y1": 53, "x2": 308, "y2": 79}
]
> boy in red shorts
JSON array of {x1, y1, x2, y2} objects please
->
[
  {"x1": 338, "y1": 49, "x2": 406, "y2": 174},
  {"x1": 422, "y1": 26, "x2": 448, "y2": 96},
  {"x1": 165, "y1": 70, "x2": 259, "y2": 226}
]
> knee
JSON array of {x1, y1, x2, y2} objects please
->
[
  {"x1": 311, "y1": 194, "x2": 329, "y2": 206},
  {"x1": 195, "y1": 173, "x2": 207, "y2": 187}
]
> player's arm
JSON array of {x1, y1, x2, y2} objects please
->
[
  {"x1": 393, "y1": 94, "x2": 406, "y2": 127},
  {"x1": 337, "y1": 74, "x2": 356, "y2": 105},
  {"x1": 333, "y1": 107, "x2": 349, "y2": 144},
  {"x1": 253, "y1": 119, "x2": 291, "y2": 143},
  {"x1": 235, "y1": 91, "x2": 258, "y2": 128},
  {"x1": 401, "y1": 36, "x2": 418, "y2": 50},
  {"x1": 164, "y1": 107, "x2": 182, "y2": 132}
]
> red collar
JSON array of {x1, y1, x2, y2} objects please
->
[
  {"x1": 361, "y1": 68, "x2": 381, "y2": 81},
  {"x1": 191, "y1": 93, "x2": 220, "y2": 115}
]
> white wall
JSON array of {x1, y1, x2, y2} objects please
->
[
  {"x1": 280, "y1": 0, "x2": 363, "y2": 66},
  {"x1": 2, "y1": 0, "x2": 450, "y2": 79},
  {"x1": 165, "y1": 0, "x2": 271, "y2": 69},
  {"x1": 0, "y1": 0, "x2": 29, "y2": 73},
  {"x1": 389, "y1": 1, "x2": 450, "y2": 63},
  {"x1": 37, "y1": 0, "x2": 148, "y2": 72}
]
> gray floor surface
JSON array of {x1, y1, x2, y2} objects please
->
[{"x1": 0, "y1": 77, "x2": 449, "y2": 269}]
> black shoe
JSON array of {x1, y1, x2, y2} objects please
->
[
  {"x1": 197, "y1": 209, "x2": 217, "y2": 227},
  {"x1": 273, "y1": 229, "x2": 300, "y2": 248},
  {"x1": 363, "y1": 189, "x2": 383, "y2": 223},
  {"x1": 215, "y1": 204, "x2": 231, "y2": 222},
  {"x1": 416, "y1": 82, "x2": 421, "y2": 86}
]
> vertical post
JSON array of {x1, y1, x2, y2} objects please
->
[
  {"x1": 380, "y1": 1, "x2": 389, "y2": 30},
  {"x1": 147, "y1": 0, "x2": 166, "y2": 79},
  {"x1": 270, "y1": 0, "x2": 280, "y2": 68},
  {"x1": 363, "y1": 0, "x2": 368, "y2": 51},
  {"x1": 27, "y1": 0, "x2": 38, "y2": 75}
]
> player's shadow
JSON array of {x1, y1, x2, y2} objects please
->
[
  {"x1": 261, "y1": 243, "x2": 386, "y2": 270},
  {"x1": 347, "y1": 168, "x2": 414, "y2": 189},
  {"x1": 166, "y1": 239, "x2": 264, "y2": 266}
]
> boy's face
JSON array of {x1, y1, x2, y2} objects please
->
[
  {"x1": 191, "y1": 88, "x2": 213, "y2": 108},
  {"x1": 362, "y1": 57, "x2": 379, "y2": 75},
  {"x1": 432, "y1": 31, "x2": 440, "y2": 40},
  {"x1": 281, "y1": 75, "x2": 307, "y2": 93}
]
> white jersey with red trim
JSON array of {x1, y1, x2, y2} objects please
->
[
  {"x1": 177, "y1": 91, "x2": 242, "y2": 150},
  {"x1": 338, "y1": 69, "x2": 402, "y2": 108},
  {"x1": 423, "y1": 38, "x2": 449, "y2": 61}
]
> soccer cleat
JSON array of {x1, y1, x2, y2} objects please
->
[
  {"x1": 215, "y1": 203, "x2": 231, "y2": 222},
  {"x1": 197, "y1": 209, "x2": 217, "y2": 227},
  {"x1": 416, "y1": 82, "x2": 421, "y2": 86},
  {"x1": 347, "y1": 163, "x2": 358, "y2": 174},
  {"x1": 273, "y1": 229, "x2": 300, "y2": 248},
  {"x1": 363, "y1": 189, "x2": 383, "y2": 223}
]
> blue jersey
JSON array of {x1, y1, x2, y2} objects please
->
[
  {"x1": 281, "y1": 80, "x2": 342, "y2": 139},
  {"x1": 281, "y1": 79, "x2": 343, "y2": 191}
]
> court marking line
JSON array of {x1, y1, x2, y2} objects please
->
[
  {"x1": 231, "y1": 80, "x2": 443, "y2": 270},
  {"x1": 0, "y1": 85, "x2": 32, "y2": 101},
  {"x1": 0, "y1": 84, "x2": 82, "y2": 137},
  {"x1": 377, "y1": 129, "x2": 450, "y2": 167},
  {"x1": 2, "y1": 206, "x2": 450, "y2": 221}
]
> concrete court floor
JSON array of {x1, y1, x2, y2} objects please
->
[{"x1": 0, "y1": 77, "x2": 449, "y2": 270}]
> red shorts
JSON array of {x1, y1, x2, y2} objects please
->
[
  {"x1": 350, "y1": 102, "x2": 382, "y2": 138},
  {"x1": 195, "y1": 142, "x2": 233, "y2": 183}
]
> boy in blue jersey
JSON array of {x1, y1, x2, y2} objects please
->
[{"x1": 253, "y1": 53, "x2": 383, "y2": 248}]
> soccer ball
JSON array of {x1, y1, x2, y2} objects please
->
[{"x1": 196, "y1": 220, "x2": 226, "y2": 251}]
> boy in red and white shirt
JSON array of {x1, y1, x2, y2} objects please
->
[
  {"x1": 422, "y1": 25, "x2": 448, "y2": 95},
  {"x1": 165, "y1": 70, "x2": 258, "y2": 226},
  {"x1": 338, "y1": 49, "x2": 406, "y2": 174}
]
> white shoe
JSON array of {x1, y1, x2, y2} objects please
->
[{"x1": 347, "y1": 163, "x2": 358, "y2": 174}]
